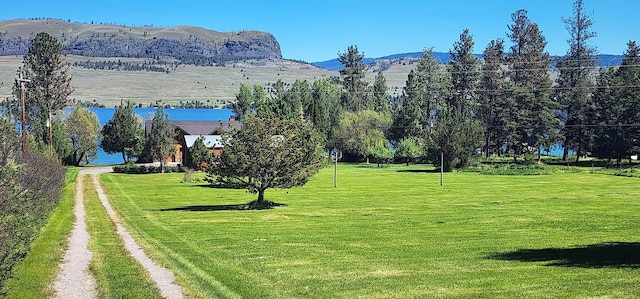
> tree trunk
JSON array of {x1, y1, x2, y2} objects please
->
[
  {"x1": 122, "y1": 151, "x2": 128, "y2": 163},
  {"x1": 257, "y1": 189, "x2": 265, "y2": 204},
  {"x1": 562, "y1": 142, "x2": 569, "y2": 162},
  {"x1": 485, "y1": 134, "x2": 490, "y2": 159}
]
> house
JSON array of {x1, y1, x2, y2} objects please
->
[{"x1": 145, "y1": 117, "x2": 241, "y2": 165}]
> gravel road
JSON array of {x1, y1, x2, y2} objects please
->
[{"x1": 53, "y1": 167, "x2": 183, "y2": 299}]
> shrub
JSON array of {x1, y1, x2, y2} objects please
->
[
  {"x1": 478, "y1": 163, "x2": 554, "y2": 175},
  {"x1": 613, "y1": 168, "x2": 640, "y2": 178},
  {"x1": 112, "y1": 163, "x2": 187, "y2": 174},
  {"x1": 0, "y1": 152, "x2": 66, "y2": 291}
]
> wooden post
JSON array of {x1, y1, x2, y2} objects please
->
[
  {"x1": 15, "y1": 69, "x2": 30, "y2": 153},
  {"x1": 440, "y1": 152, "x2": 444, "y2": 186},
  {"x1": 334, "y1": 153, "x2": 337, "y2": 188}
]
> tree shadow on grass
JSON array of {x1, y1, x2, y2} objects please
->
[
  {"x1": 396, "y1": 169, "x2": 441, "y2": 173},
  {"x1": 158, "y1": 201, "x2": 287, "y2": 212},
  {"x1": 487, "y1": 242, "x2": 640, "y2": 268}
]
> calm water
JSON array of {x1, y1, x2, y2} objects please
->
[{"x1": 90, "y1": 108, "x2": 234, "y2": 165}]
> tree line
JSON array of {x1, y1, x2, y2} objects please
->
[{"x1": 231, "y1": 1, "x2": 639, "y2": 170}]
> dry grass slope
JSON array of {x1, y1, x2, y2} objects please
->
[{"x1": 0, "y1": 55, "x2": 414, "y2": 107}]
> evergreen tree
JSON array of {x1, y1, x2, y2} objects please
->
[
  {"x1": 189, "y1": 135, "x2": 211, "y2": 170},
  {"x1": 506, "y1": 9, "x2": 560, "y2": 161},
  {"x1": 478, "y1": 39, "x2": 507, "y2": 157},
  {"x1": 448, "y1": 28, "x2": 479, "y2": 117},
  {"x1": 100, "y1": 101, "x2": 144, "y2": 163},
  {"x1": 206, "y1": 115, "x2": 324, "y2": 207},
  {"x1": 308, "y1": 78, "x2": 342, "y2": 147},
  {"x1": 415, "y1": 48, "x2": 452, "y2": 135},
  {"x1": 429, "y1": 30, "x2": 484, "y2": 170},
  {"x1": 18, "y1": 32, "x2": 74, "y2": 150},
  {"x1": 232, "y1": 84, "x2": 254, "y2": 120},
  {"x1": 592, "y1": 41, "x2": 640, "y2": 167},
  {"x1": 285, "y1": 79, "x2": 310, "y2": 119},
  {"x1": 556, "y1": 0, "x2": 598, "y2": 161},
  {"x1": 147, "y1": 106, "x2": 175, "y2": 173},
  {"x1": 429, "y1": 108, "x2": 483, "y2": 171},
  {"x1": 391, "y1": 69, "x2": 424, "y2": 141},
  {"x1": 338, "y1": 45, "x2": 368, "y2": 112},
  {"x1": 371, "y1": 71, "x2": 390, "y2": 114}
]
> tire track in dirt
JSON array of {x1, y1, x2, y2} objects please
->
[
  {"x1": 90, "y1": 172, "x2": 183, "y2": 299},
  {"x1": 53, "y1": 172, "x2": 97, "y2": 299}
]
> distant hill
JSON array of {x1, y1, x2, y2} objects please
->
[
  {"x1": 314, "y1": 52, "x2": 624, "y2": 71},
  {"x1": 0, "y1": 19, "x2": 282, "y2": 65}
]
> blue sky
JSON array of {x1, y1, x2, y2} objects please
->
[{"x1": 1, "y1": 0, "x2": 637, "y2": 62}]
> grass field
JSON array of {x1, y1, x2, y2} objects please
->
[{"x1": 99, "y1": 163, "x2": 640, "y2": 298}]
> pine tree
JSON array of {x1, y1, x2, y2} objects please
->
[
  {"x1": 338, "y1": 45, "x2": 368, "y2": 112},
  {"x1": 429, "y1": 29, "x2": 483, "y2": 170},
  {"x1": 19, "y1": 32, "x2": 74, "y2": 150},
  {"x1": 506, "y1": 9, "x2": 560, "y2": 161},
  {"x1": 592, "y1": 41, "x2": 640, "y2": 167},
  {"x1": 207, "y1": 115, "x2": 324, "y2": 207},
  {"x1": 448, "y1": 28, "x2": 479, "y2": 117},
  {"x1": 148, "y1": 106, "x2": 175, "y2": 173},
  {"x1": 415, "y1": 48, "x2": 452, "y2": 135},
  {"x1": 371, "y1": 71, "x2": 390, "y2": 114},
  {"x1": 478, "y1": 39, "x2": 507, "y2": 157},
  {"x1": 556, "y1": 0, "x2": 598, "y2": 161},
  {"x1": 232, "y1": 84, "x2": 254, "y2": 120},
  {"x1": 100, "y1": 101, "x2": 144, "y2": 163},
  {"x1": 391, "y1": 69, "x2": 424, "y2": 141}
]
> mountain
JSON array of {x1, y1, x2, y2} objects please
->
[
  {"x1": 0, "y1": 19, "x2": 282, "y2": 65},
  {"x1": 313, "y1": 52, "x2": 624, "y2": 71}
]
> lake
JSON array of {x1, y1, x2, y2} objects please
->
[{"x1": 90, "y1": 108, "x2": 234, "y2": 165}]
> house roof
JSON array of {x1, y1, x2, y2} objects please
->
[
  {"x1": 145, "y1": 119, "x2": 241, "y2": 136},
  {"x1": 184, "y1": 135, "x2": 223, "y2": 148}
]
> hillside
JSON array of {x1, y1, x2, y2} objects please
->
[
  {"x1": 0, "y1": 19, "x2": 282, "y2": 63},
  {"x1": 315, "y1": 52, "x2": 624, "y2": 71}
]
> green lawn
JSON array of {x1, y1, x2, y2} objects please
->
[{"x1": 99, "y1": 164, "x2": 640, "y2": 298}]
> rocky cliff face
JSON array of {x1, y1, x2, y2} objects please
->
[{"x1": 0, "y1": 19, "x2": 282, "y2": 64}]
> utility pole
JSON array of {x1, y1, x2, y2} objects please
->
[{"x1": 15, "y1": 68, "x2": 30, "y2": 153}]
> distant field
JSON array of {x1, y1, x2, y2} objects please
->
[
  {"x1": 0, "y1": 56, "x2": 412, "y2": 107},
  {"x1": 99, "y1": 164, "x2": 640, "y2": 298}
]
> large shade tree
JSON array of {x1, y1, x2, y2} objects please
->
[
  {"x1": 64, "y1": 107, "x2": 100, "y2": 166},
  {"x1": 207, "y1": 115, "x2": 324, "y2": 208}
]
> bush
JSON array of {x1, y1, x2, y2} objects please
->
[
  {"x1": 478, "y1": 163, "x2": 554, "y2": 175},
  {"x1": 613, "y1": 168, "x2": 640, "y2": 178},
  {"x1": 112, "y1": 163, "x2": 187, "y2": 174},
  {"x1": 0, "y1": 152, "x2": 66, "y2": 291}
]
